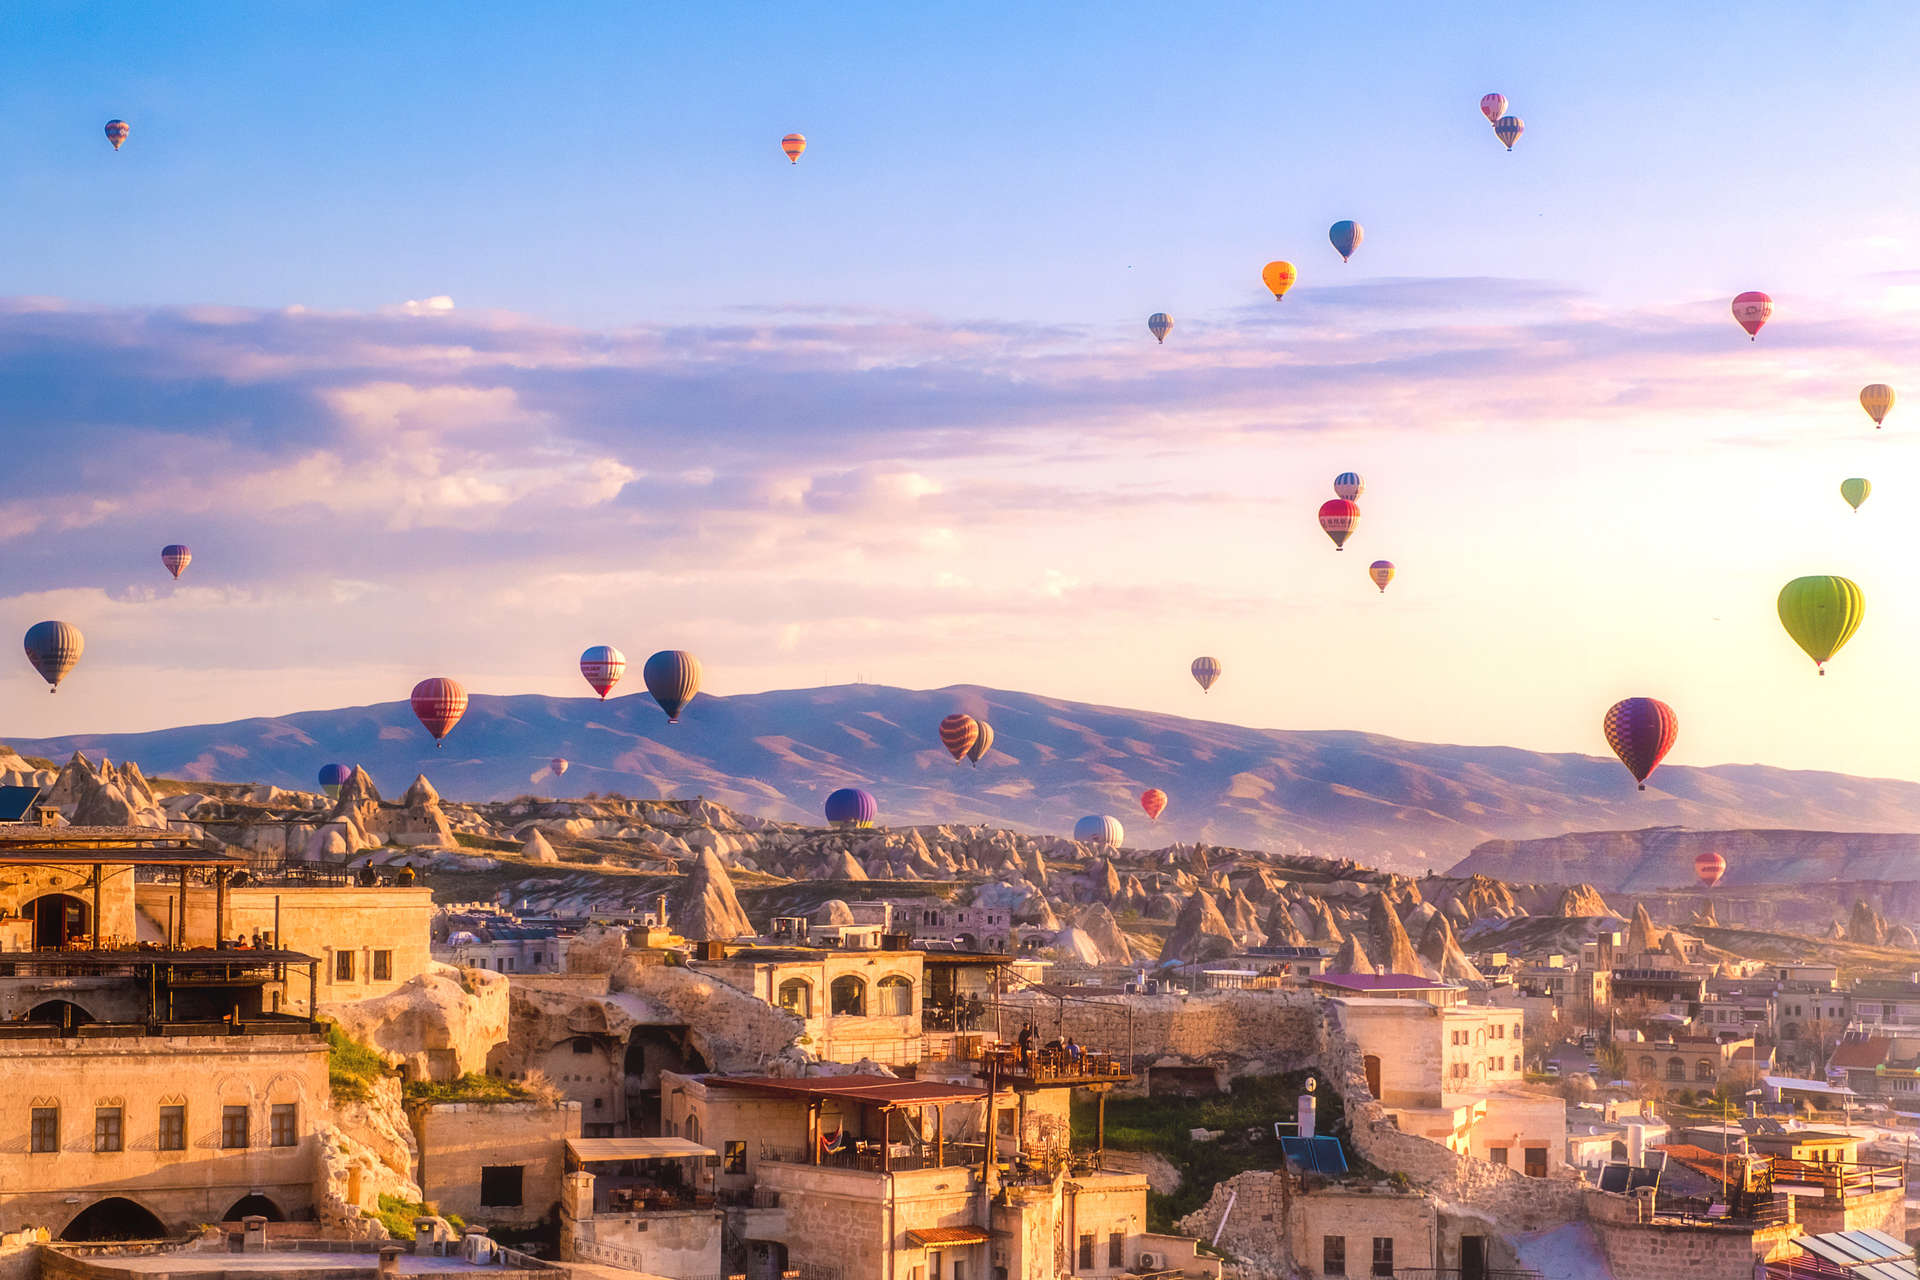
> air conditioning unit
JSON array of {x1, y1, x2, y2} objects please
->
[{"x1": 1137, "y1": 1252, "x2": 1163, "y2": 1270}]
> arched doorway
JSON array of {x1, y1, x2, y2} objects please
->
[
  {"x1": 31, "y1": 893, "x2": 89, "y2": 950},
  {"x1": 61, "y1": 1197, "x2": 166, "y2": 1241},
  {"x1": 624, "y1": 1026, "x2": 711, "y2": 1137},
  {"x1": 26, "y1": 1000, "x2": 90, "y2": 1031},
  {"x1": 224, "y1": 1195, "x2": 284, "y2": 1223},
  {"x1": 1363, "y1": 1055, "x2": 1382, "y2": 1099}
]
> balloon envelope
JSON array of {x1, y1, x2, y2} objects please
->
[
  {"x1": 580, "y1": 645, "x2": 627, "y2": 699},
  {"x1": 1329, "y1": 220, "x2": 1363, "y2": 262},
  {"x1": 1369, "y1": 560, "x2": 1395, "y2": 592},
  {"x1": 1140, "y1": 789, "x2": 1167, "y2": 821},
  {"x1": 1777, "y1": 576, "x2": 1865, "y2": 673},
  {"x1": 24, "y1": 621, "x2": 83, "y2": 692},
  {"x1": 1602, "y1": 697, "x2": 1679, "y2": 791},
  {"x1": 318, "y1": 762, "x2": 351, "y2": 801},
  {"x1": 410, "y1": 677, "x2": 468, "y2": 743},
  {"x1": 161, "y1": 544, "x2": 191, "y2": 579},
  {"x1": 1694, "y1": 851, "x2": 1726, "y2": 888},
  {"x1": 643, "y1": 650, "x2": 701, "y2": 722},
  {"x1": 1148, "y1": 312, "x2": 1173, "y2": 344},
  {"x1": 1319, "y1": 498, "x2": 1360, "y2": 549},
  {"x1": 1842, "y1": 478, "x2": 1871, "y2": 511},
  {"x1": 1861, "y1": 384, "x2": 1895, "y2": 428},
  {"x1": 966, "y1": 721, "x2": 995, "y2": 767},
  {"x1": 938, "y1": 714, "x2": 979, "y2": 762},
  {"x1": 1494, "y1": 115, "x2": 1524, "y2": 149},
  {"x1": 1190, "y1": 656, "x2": 1221, "y2": 692},
  {"x1": 105, "y1": 119, "x2": 129, "y2": 149},
  {"x1": 1732, "y1": 291, "x2": 1773, "y2": 339},
  {"x1": 1333, "y1": 472, "x2": 1364, "y2": 501},
  {"x1": 551, "y1": 758, "x2": 569, "y2": 776},
  {"x1": 1480, "y1": 93, "x2": 1508, "y2": 124},
  {"x1": 1073, "y1": 815, "x2": 1124, "y2": 847},
  {"x1": 781, "y1": 133, "x2": 806, "y2": 163},
  {"x1": 1261, "y1": 261, "x2": 1297, "y2": 299},
  {"x1": 825, "y1": 787, "x2": 877, "y2": 827}
]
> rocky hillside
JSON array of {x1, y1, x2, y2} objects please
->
[
  {"x1": 20, "y1": 683, "x2": 1920, "y2": 871},
  {"x1": 1451, "y1": 826, "x2": 1920, "y2": 891}
]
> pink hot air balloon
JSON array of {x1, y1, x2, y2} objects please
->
[
  {"x1": 1693, "y1": 850, "x2": 1726, "y2": 888},
  {"x1": 161, "y1": 544, "x2": 192, "y2": 579},
  {"x1": 1732, "y1": 291, "x2": 1773, "y2": 340},
  {"x1": 1479, "y1": 93, "x2": 1508, "y2": 125},
  {"x1": 580, "y1": 645, "x2": 626, "y2": 699},
  {"x1": 410, "y1": 677, "x2": 468, "y2": 747}
]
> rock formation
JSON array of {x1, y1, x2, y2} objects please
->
[
  {"x1": 675, "y1": 850, "x2": 755, "y2": 941},
  {"x1": 1330, "y1": 934, "x2": 1375, "y2": 974},
  {"x1": 1849, "y1": 900, "x2": 1889, "y2": 947},
  {"x1": 1366, "y1": 892, "x2": 1424, "y2": 975},
  {"x1": 1418, "y1": 915, "x2": 1484, "y2": 983},
  {"x1": 1158, "y1": 890, "x2": 1236, "y2": 965},
  {"x1": 521, "y1": 829, "x2": 558, "y2": 863},
  {"x1": 1554, "y1": 884, "x2": 1615, "y2": 918}
]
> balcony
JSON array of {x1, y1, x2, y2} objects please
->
[
  {"x1": 980, "y1": 1044, "x2": 1133, "y2": 1087},
  {"x1": 759, "y1": 1141, "x2": 988, "y2": 1174}
]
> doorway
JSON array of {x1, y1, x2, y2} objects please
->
[
  {"x1": 1363, "y1": 1055, "x2": 1382, "y2": 1099},
  {"x1": 61, "y1": 1198, "x2": 166, "y2": 1241},
  {"x1": 1462, "y1": 1235, "x2": 1486, "y2": 1280},
  {"x1": 31, "y1": 893, "x2": 89, "y2": 950}
]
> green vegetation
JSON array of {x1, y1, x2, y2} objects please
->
[
  {"x1": 368, "y1": 1194, "x2": 463, "y2": 1240},
  {"x1": 1071, "y1": 1071, "x2": 1373, "y2": 1231},
  {"x1": 404, "y1": 1073, "x2": 530, "y2": 1105},
  {"x1": 325, "y1": 1024, "x2": 389, "y2": 1103},
  {"x1": 454, "y1": 832, "x2": 522, "y2": 853},
  {"x1": 22, "y1": 756, "x2": 54, "y2": 771}
]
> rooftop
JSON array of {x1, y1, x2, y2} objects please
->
[
  {"x1": 704, "y1": 1072, "x2": 988, "y2": 1109},
  {"x1": 0, "y1": 826, "x2": 241, "y2": 866},
  {"x1": 1312, "y1": 973, "x2": 1456, "y2": 992}
]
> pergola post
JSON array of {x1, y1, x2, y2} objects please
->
[
  {"x1": 91, "y1": 865, "x2": 102, "y2": 950},
  {"x1": 934, "y1": 1105, "x2": 944, "y2": 1169},
  {"x1": 809, "y1": 1100, "x2": 820, "y2": 1165},
  {"x1": 215, "y1": 867, "x2": 230, "y2": 946}
]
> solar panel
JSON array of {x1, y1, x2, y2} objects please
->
[
  {"x1": 1627, "y1": 1167, "x2": 1660, "y2": 1192},
  {"x1": 1847, "y1": 1230, "x2": 1915, "y2": 1260},
  {"x1": 0, "y1": 786, "x2": 41, "y2": 823},
  {"x1": 1280, "y1": 1137, "x2": 1313, "y2": 1171},
  {"x1": 1860, "y1": 1264, "x2": 1920, "y2": 1280},
  {"x1": 1598, "y1": 1163, "x2": 1629, "y2": 1193},
  {"x1": 1310, "y1": 1136, "x2": 1348, "y2": 1175}
]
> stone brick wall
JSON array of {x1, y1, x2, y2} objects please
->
[
  {"x1": 1583, "y1": 1188, "x2": 1798, "y2": 1280},
  {"x1": 993, "y1": 990, "x2": 1324, "y2": 1067},
  {"x1": 412, "y1": 1100, "x2": 581, "y2": 1230}
]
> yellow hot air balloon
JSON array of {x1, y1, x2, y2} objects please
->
[
  {"x1": 1261, "y1": 261, "x2": 1297, "y2": 300},
  {"x1": 1861, "y1": 384, "x2": 1895, "y2": 428},
  {"x1": 1841, "y1": 478, "x2": 1871, "y2": 512},
  {"x1": 1777, "y1": 575, "x2": 1864, "y2": 674}
]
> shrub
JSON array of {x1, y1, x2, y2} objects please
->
[{"x1": 326, "y1": 1024, "x2": 389, "y2": 1104}]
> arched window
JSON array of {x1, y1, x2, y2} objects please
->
[
  {"x1": 877, "y1": 976, "x2": 913, "y2": 1017},
  {"x1": 1637, "y1": 1056, "x2": 1655, "y2": 1077},
  {"x1": 1696, "y1": 1059, "x2": 1715, "y2": 1082},
  {"x1": 778, "y1": 979, "x2": 813, "y2": 1017},
  {"x1": 686, "y1": 1113, "x2": 701, "y2": 1143},
  {"x1": 830, "y1": 976, "x2": 866, "y2": 1017},
  {"x1": 1666, "y1": 1058, "x2": 1685, "y2": 1082}
]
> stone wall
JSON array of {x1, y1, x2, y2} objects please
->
[
  {"x1": 992, "y1": 989, "x2": 1325, "y2": 1068},
  {"x1": 610, "y1": 958, "x2": 804, "y2": 1071},
  {"x1": 1796, "y1": 1185, "x2": 1905, "y2": 1238},
  {"x1": 324, "y1": 967, "x2": 510, "y2": 1082},
  {"x1": 412, "y1": 1100, "x2": 581, "y2": 1230},
  {"x1": 1583, "y1": 1188, "x2": 1799, "y2": 1280},
  {"x1": 315, "y1": 1073, "x2": 422, "y2": 1239}
]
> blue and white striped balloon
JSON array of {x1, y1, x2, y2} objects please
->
[{"x1": 1334, "y1": 472, "x2": 1364, "y2": 501}]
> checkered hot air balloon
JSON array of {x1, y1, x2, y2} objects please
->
[
  {"x1": 1693, "y1": 851, "x2": 1726, "y2": 888},
  {"x1": 24, "y1": 621, "x2": 83, "y2": 692},
  {"x1": 1602, "y1": 697, "x2": 1678, "y2": 791},
  {"x1": 161, "y1": 544, "x2": 191, "y2": 579},
  {"x1": 104, "y1": 119, "x2": 129, "y2": 150},
  {"x1": 580, "y1": 645, "x2": 626, "y2": 699},
  {"x1": 1318, "y1": 499, "x2": 1360, "y2": 549},
  {"x1": 1732, "y1": 291, "x2": 1773, "y2": 340},
  {"x1": 410, "y1": 677, "x2": 468, "y2": 746},
  {"x1": 938, "y1": 714, "x2": 978, "y2": 762},
  {"x1": 1190, "y1": 656, "x2": 1221, "y2": 692}
]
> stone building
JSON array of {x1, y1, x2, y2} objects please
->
[
  {"x1": 693, "y1": 942, "x2": 927, "y2": 1066},
  {"x1": 411, "y1": 1098, "x2": 582, "y2": 1231}
]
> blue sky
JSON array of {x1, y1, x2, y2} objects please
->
[{"x1": 4, "y1": 3, "x2": 1920, "y2": 789}]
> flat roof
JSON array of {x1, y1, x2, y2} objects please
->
[
  {"x1": 1312, "y1": 973, "x2": 1457, "y2": 992},
  {"x1": 906, "y1": 1227, "x2": 991, "y2": 1247},
  {"x1": 568, "y1": 1137, "x2": 714, "y2": 1162},
  {"x1": 0, "y1": 826, "x2": 240, "y2": 866},
  {"x1": 706, "y1": 1073, "x2": 988, "y2": 1109},
  {"x1": 0, "y1": 947, "x2": 319, "y2": 967}
]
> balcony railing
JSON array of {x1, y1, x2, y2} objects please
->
[
  {"x1": 760, "y1": 1141, "x2": 987, "y2": 1174},
  {"x1": 1394, "y1": 1270, "x2": 1544, "y2": 1280}
]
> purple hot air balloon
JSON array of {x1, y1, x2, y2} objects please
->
[
  {"x1": 824, "y1": 787, "x2": 877, "y2": 828},
  {"x1": 318, "y1": 762, "x2": 352, "y2": 801},
  {"x1": 161, "y1": 544, "x2": 191, "y2": 579}
]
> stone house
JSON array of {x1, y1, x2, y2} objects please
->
[
  {"x1": 693, "y1": 943, "x2": 927, "y2": 1066},
  {"x1": 410, "y1": 1098, "x2": 582, "y2": 1231}
]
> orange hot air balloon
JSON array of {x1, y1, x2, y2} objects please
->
[
  {"x1": 938, "y1": 714, "x2": 978, "y2": 762},
  {"x1": 781, "y1": 133, "x2": 807, "y2": 163},
  {"x1": 1261, "y1": 261, "x2": 1297, "y2": 300},
  {"x1": 1693, "y1": 851, "x2": 1726, "y2": 888},
  {"x1": 1140, "y1": 789, "x2": 1167, "y2": 821}
]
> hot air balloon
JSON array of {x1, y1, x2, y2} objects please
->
[
  {"x1": 643, "y1": 650, "x2": 701, "y2": 722},
  {"x1": 1842, "y1": 478, "x2": 1871, "y2": 512},
  {"x1": 161, "y1": 544, "x2": 191, "y2": 579},
  {"x1": 1601, "y1": 697, "x2": 1678, "y2": 792},
  {"x1": 1140, "y1": 789, "x2": 1167, "y2": 821},
  {"x1": 1693, "y1": 851, "x2": 1726, "y2": 888},
  {"x1": 104, "y1": 120, "x2": 129, "y2": 150},
  {"x1": 1494, "y1": 115, "x2": 1524, "y2": 150},
  {"x1": 1480, "y1": 94, "x2": 1508, "y2": 124},
  {"x1": 1261, "y1": 261, "x2": 1297, "y2": 300},
  {"x1": 23, "y1": 621, "x2": 83, "y2": 693},
  {"x1": 1777, "y1": 576, "x2": 1864, "y2": 674},
  {"x1": 1073, "y1": 815, "x2": 1124, "y2": 848},
  {"x1": 825, "y1": 787, "x2": 877, "y2": 828},
  {"x1": 1318, "y1": 498, "x2": 1360, "y2": 549},
  {"x1": 1148, "y1": 313, "x2": 1173, "y2": 344},
  {"x1": 1732, "y1": 291, "x2": 1773, "y2": 340},
  {"x1": 580, "y1": 645, "x2": 627, "y2": 699},
  {"x1": 317, "y1": 762, "x2": 351, "y2": 801},
  {"x1": 967, "y1": 721, "x2": 995, "y2": 767},
  {"x1": 1191, "y1": 656, "x2": 1221, "y2": 692},
  {"x1": 1329, "y1": 220, "x2": 1363, "y2": 262},
  {"x1": 939, "y1": 714, "x2": 979, "y2": 762},
  {"x1": 410, "y1": 677, "x2": 467, "y2": 745},
  {"x1": 781, "y1": 133, "x2": 806, "y2": 163},
  {"x1": 1369, "y1": 560, "x2": 1395, "y2": 593},
  {"x1": 551, "y1": 758, "x2": 570, "y2": 776},
  {"x1": 1333, "y1": 472, "x2": 1364, "y2": 501},
  {"x1": 1861, "y1": 384, "x2": 1895, "y2": 428}
]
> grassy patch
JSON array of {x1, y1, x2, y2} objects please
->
[
  {"x1": 1072, "y1": 1071, "x2": 1369, "y2": 1231},
  {"x1": 405, "y1": 1073, "x2": 530, "y2": 1106},
  {"x1": 368, "y1": 1194, "x2": 464, "y2": 1240},
  {"x1": 326, "y1": 1024, "x2": 389, "y2": 1104},
  {"x1": 454, "y1": 832, "x2": 522, "y2": 853}
]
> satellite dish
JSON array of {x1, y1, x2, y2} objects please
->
[{"x1": 1306, "y1": 1077, "x2": 1318, "y2": 1094}]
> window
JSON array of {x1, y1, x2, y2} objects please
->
[
  {"x1": 877, "y1": 975, "x2": 913, "y2": 1017},
  {"x1": 723, "y1": 1140, "x2": 746, "y2": 1175},
  {"x1": 94, "y1": 1107, "x2": 122, "y2": 1153},
  {"x1": 1524, "y1": 1147, "x2": 1548, "y2": 1178},
  {"x1": 1077, "y1": 1233, "x2": 1093, "y2": 1270},
  {"x1": 1666, "y1": 1059, "x2": 1684, "y2": 1081},
  {"x1": 1493, "y1": 1024, "x2": 1504, "y2": 1039},
  {"x1": 1109, "y1": 1232, "x2": 1124, "y2": 1268},
  {"x1": 1696, "y1": 1059, "x2": 1715, "y2": 1082},
  {"x1": 334, "y1": 950, "x2": 354, "y2": 982},
  {"x1": 159, "y1": 1105, "x2": 185, "y2": 1152},
  {"x1": 778, "y1": 979, "x2": 812, "y2": 1017},
  {"x1": 480, "y1": 1165, "x2": 524, "y2": 1208},
  {"x1": 1637, "y1": 1056, "x2": 1655, "y2": 1077},
  {"x1": 222, "y1": 1105, "x2": 250, "y2": 1149},
  {"x1": 931, "y1": 1253, "x2": 942, "y2": 1280},
  {"x1": 1489, "y1": 1146, "x2": 1508, "y2": 1166},
  {"x1": 572, "y1": 1036, "x2": 594, "y2": 1054},
  {"x1": 997, "y1": 1108, "x2": 1016, "y2": 1137},
  {"x1": 271, "y1": 1103, "x2": 297, "y2": 1147},
  {"x1": 686, "y1": 1114, "x2": 702, "y2": 1143},
  {"x1": 31, "y1": 1107, "x2": 57, "y2": 1153},
  {"x1": 1323, "y1": 1236, "x2": 1346, "y2": 1277},
  {"x1": 1512, "y1": 1023, "x2": 1522, "y2": 1039},
  {"x1": 830, "y1": 975, "x2": 866, "y2": 1017},
  {"x1": 372, "y1": 950, "x2": 392, "y2": 982},
  {"x1": 1371, "y1": 1237, "x2": 1394, "y2": 1277}
]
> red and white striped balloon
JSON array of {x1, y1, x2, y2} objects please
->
[
  {"x1": 411, "y1": 677, "x2": 468, "y2": 746},
  {"x1": 1693, "y1": 851, "x2": 1726, "y2": 888}
]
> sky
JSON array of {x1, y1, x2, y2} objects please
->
[{"x1": 3, "y1": 2, "x2": 1920, "y2": 783}]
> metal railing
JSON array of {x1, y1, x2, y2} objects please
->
[
  {"x1": 1394, "y1": 1271, "x2": 1544, "y2": 1280},
  {"x1": 759, "y1": 1141, "x2": 986, "y2": 1173}
]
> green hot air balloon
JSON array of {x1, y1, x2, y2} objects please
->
[
  {"x1": 1841, "y1": 478, "x2": 1871, "y2": 512},
  {"x1": 1777, "y1": 576, "x2": 1864, "y2": 674}
]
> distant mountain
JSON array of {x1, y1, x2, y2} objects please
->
[
  {"x1": 1452, "y1": 827, "x2": 1920, "y2": 892},
  {"x1": 17, "y1": 683, "x2": 1920, "y2": 871}
]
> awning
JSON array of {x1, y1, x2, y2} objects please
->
[
  {"x1": 907, "y1": 1227, "x2": 990, "y2": 1247},
  {"x1": 567, "y1": 1137, "x2": 714, "y2": 1163},
  {"x1": 706, "y1": 1074, "x2": 988, "y2": 1108}
]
